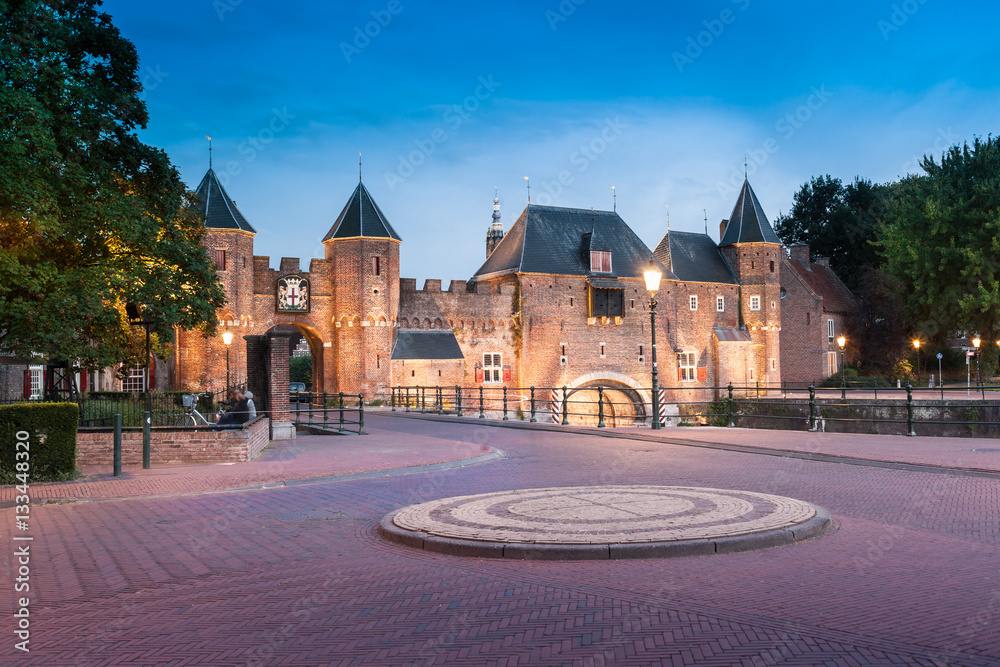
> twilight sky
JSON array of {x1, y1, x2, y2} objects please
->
[{"x1": 100, "y1": 0, "x2": 1000, "y2": 283}]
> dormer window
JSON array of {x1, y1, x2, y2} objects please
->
[{"x1": 590, "y1": 250, "x2": 612, "y2": 273}]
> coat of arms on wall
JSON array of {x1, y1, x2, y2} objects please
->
[{"x1": 277, "y1": 275, "x2": 309, "y2": 313}]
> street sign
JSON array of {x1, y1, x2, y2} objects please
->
[{"x1": 936, "y1": 353, "x2": 943, "y2": 360}]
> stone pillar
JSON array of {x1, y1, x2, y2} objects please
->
[
  {"x1": 267, "y1": 329, "x2": 295, "y2": 440},
  {"x1": 244, "y1": 335, "x2": 268, "y2": 410}
]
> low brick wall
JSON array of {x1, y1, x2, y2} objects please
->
[{"x1": 77, "y1": 417, "x2": 271, "y2": 466}]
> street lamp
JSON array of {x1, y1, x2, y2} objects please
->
[
  {"x1": 837, "y1": 335, "x2": 847, "y2": 399},
  {"x1": 913, "y1": 339, "x2": 921, "y2": 387},
  {"x1": 644, "y1": 261, "x2": 663, "y2": 430},
  {"x1": 973, "y1": 335, "x2": 981, "y2": 389},
  {"x1": 222, "y1": 329, "x2": 234, "y2": 391}
]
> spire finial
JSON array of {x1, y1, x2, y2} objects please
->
[
  {"x1": 524, "y1": 176, "x2": 530, "y2": 203},
  {"x1": 666, "y1": 204, "x2": 670, "y2": 232},
  {"x1": 491, "y1": 187, "x2": 502, "y2": 229},
  {"x1": 206, "y1": 135, "x2": 212, "y2": 169},
  {"x1": 359, "y1": 151, "x2": 362, "y2": 182},
  {"x1": 612, "y1": 185, "x2": 616, "y2": 212},
  {"x1": 704, "y1": 208, "x2": 708, "y2": 235},
  {"x1": 744, "y1": 154, "x2": 748, "y2": 179}
]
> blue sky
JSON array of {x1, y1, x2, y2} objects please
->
[{"x1": 101, "y1": 0, "x2": 1000, "y2": 282}]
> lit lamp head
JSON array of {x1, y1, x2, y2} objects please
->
[
  {"x1": 837, "y1": 335, "x2": 846, "y2": 350},
  {"x1": 643, "y1": 261, "x2": 662, "y2": 295},
  {"x1": 222, "y1": 330, "x2": 234, "y2": 346},
  {"x1": 913, "y1": 339, "x2": 920, "y2": 350},
  {"x1": 973, "y1": 336, "x2": 981, "y2": 350}
]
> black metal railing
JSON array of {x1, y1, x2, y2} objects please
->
[{"x1": 290, "y1": 391, "x2": 366, "y2": 435}]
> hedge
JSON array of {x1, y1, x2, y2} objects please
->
[{"x1": 0, "y1": 402, "x2": 79, "y2": 483}]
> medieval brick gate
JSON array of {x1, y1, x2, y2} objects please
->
[{"x1": 245, "y1": 328, "x2": 294, "y2": 440}]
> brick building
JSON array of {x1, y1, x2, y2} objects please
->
[{"x1": 169, "y1": 167, "x2": 855, "y2": 422}]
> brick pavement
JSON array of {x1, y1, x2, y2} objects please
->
[{"x1": 1, "y1": 415, "x2": 999, "y2": 665}]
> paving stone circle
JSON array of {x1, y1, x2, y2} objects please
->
[{"x1": 378, "y1": 485, "x2": 832, "y2": 560}]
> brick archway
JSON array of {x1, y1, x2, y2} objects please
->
[{"x1": 564, "y1": 373, "x2": 650, "y2": 426}]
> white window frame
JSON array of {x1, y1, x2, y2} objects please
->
[
  {"x1": 749, "y1": 295, "x2": 761, "y2": 311},
  {"x1": 678, "y1": 352, "x2": 697, "y2": 382},
  {"x1": 828, "y1": 319, "x2": 835, "y2": 343},
  {"x1": 121, "y1": 363, "x2": 145, "y2": 393},
  {"x1": 828, "y1": 351, "x2": 838, "y2": 377},
  {"x1": 28, "y1": 365, "x2": 43, "y2": 399},
  {"x1": 689, "y1": 295, "x2": 698, "y2": 311},
  {"x1": 483, "y1": 353, "x2": 502, "y2": 384},
  {"x1": 716, "y1": 296, "x2": 724, "y2": 312},
  {"x1": 590, "y1": 250, "x2": 612, "y2": 273}
]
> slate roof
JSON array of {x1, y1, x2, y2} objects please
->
[
  {"x1": 653, "y1": 231, "x2": 739, "y2": 285},
  {"x1": 472, "y1": 205, "x2": 674, "y2": 280},
  {"x1": 324, "y1": 181, "x2": 402, "y2": 242},
  {"x1": 714, "y1": 327, "x2": 752, "y2": 342},
  {"x1": 192, "y1": 168, "x2": 257, "y2": 233},
  {"x1": 720, "y1": 179, "x2": 781, "y2": 246},
  {"x1": 391, "y1": 331, "x2": 464, "y2": 360},
  {"x1": 787, "y1": 258, "x2": 857, "y2": 314}
]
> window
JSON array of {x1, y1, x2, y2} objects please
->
[
  {"x1": 483, "y1": 353, "x2": 502, "y2": 383},
  {"x1": 806, "y1": 312, "x2": 811, "y2": 325},
  {"x1": 828, "y1": 352, "x2": 838, "y2": 377},
  {"x1": 828, "y1": 319, "x2": 835, "y2": 343},
  {"x1": 569, "y1": 297, "x2": 574, "y2": 307},
  {"x1": 639, "y1": 345, "x2": 643, "y2": 356},
  {"x1": 372, "y1": 256, "x2": 380, "y2": 276},
  {"x1": 590, "y1": 250, "x2": 612, "y2": 273},
  {"x1": 749, "y1": 295, "x2": 761, "y2": 311},
  {"x1": 678, "y1": 352, "x2": 696, "y2": 382},
  {"x1": 121, "y1": 364, "x2": 145, "y2": 392},
  {"x1": 769, "y1": 260, "x2": 775, "y2": 273},
  {"x1": 599, "y1": 343, "x2": 606, "y2": 358},
  {"x1": 28, "y1": 366, "x2": 43, "y2": 399},
  {"x1": 689, "y1": 295, "x2": 698, "y2": 311},
  {"x1": 716, "y1": 296, "x2": 724, "y2": 312},
  {"x1": 749, "y1": 367, "x2": 755, "y2": 380},
  {"x1": 590, "y1": 287, "x2": 624, "y2": 317},
  {"x1": 770, "y1": 358, "x2": 776, "y2": 371},
  {"x1": 215, "y1": 249, "x2": 226, "y2": 270}
]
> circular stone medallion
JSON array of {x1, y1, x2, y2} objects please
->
[{"x1": 378, "y1": 485, "x2": 832, "y2": 560}]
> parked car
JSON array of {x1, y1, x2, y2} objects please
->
[{"x1": 290, "y1": 382, "x2": 307, "y2": 402}]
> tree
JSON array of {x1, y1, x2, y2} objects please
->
[
  {"x1": 878, "y1": 137, "x2": 1000, "y2": 377},
  {"x1": 846, "y1": 266, "x2": 908, "y2": 375},
  {"x1": 289, "y1": 355, "x2": 312, "y2": 388},
  {"x1": 0, "y1": 0, "x2": 225, "y2": 373},
  {"x1": 774, "y1": 175, "x2": 884, "y2": 292}
]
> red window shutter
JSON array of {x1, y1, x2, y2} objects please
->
[
  {"x1": 148, "y1": 357, "x2": 156, "y2": 390},
  {"x1": 80, "y1": 370, "x2": 87, "y2": 392},
  {"x1": 697, "y1": 367, "x2": 707, "y2": 382},
  {"x1": 677, "y1": 369, "x2": 683, "y2": 382},
  {"x1": 503, "y1": 368, "x2": 511, "y2": 383},
  {"x1": 23, "y1": 370, "x2": 29, "y2": 399},
  {"x1": 475, "y1": 369, "x2": 483, "y2": 383}
]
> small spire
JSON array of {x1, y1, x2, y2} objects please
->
[
  {"x1": 206, "y1": 135, "x2": 212, "y2": 169},
  {"x1": 491, "y1": 187, "x2": 502, "y2": 230},
  {"x1": 524, "y1": 176, "x2": 530, "y2": 203},
  {"x1": 704, "y1": 208, "x2": 708, "y2": 235},
  {"x1": 612, "y1": 185, "x2": 616, "y2": 212},
  {"x1": 744, "y1": 154, "x2": 748, "y2": 179},
  {"x1": 359, "y1": 151, "x2": 362, "y2": 182},
  {"x1": 666, "y1": 204, "x2": 670, "y2": 232}
]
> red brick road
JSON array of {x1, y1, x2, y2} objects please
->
[{"x1": 2, "y1": 416, "x2": 999, "y2": 665}]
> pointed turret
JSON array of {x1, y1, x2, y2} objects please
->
[
  {"x1": 486, "y1": 188, "x2": 504, "y2": 258},
  {"x1": 192, "y1": 168, "x2": 257, "y2": 233},
  {"x1": 323, "y1": 181, "x2": 401, "y2": 241},
  {"x1": 719, "y1": 178, "x2": 780, "y2": 246}
]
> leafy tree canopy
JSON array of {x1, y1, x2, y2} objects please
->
[{"x1": 0, "y1": 0, "x2": 224, "y2": 372}]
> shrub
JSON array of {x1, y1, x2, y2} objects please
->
[{"x1": 0, "y1": 402, "x2": 79, "y2": 483}]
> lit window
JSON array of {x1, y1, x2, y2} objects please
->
[
  {"x1": 483, "y1": 354, "x2": 502, "y2": 383},
  {"x1": 828, "y1": 352, "x2": 838, "y2": 377},
  {"x1": 749, "y1": 295, "x2": 761, "y2": 311},
  {"x1": 828, "y1": 319, "x2": 835, "y2": 343},
  {"x1": 678, "y1": 352, "x2": 696, "y2": 382},
  {"x1": 590, "y1": 250, "x2": 612, "y2": 273},
  {"x1": 689, "y1": 295, "x2": 698, "y2": 311},
  {"x1": 215, "y1": 249, "x2": 227, "y2": 270},
  {"x1": 716, "y1": 296, "x2": 724, "y2": 312}
]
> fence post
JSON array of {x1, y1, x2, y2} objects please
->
[
  {"x1": 597, "y1": 386, "x2": 605, "y2": 428},
  {"x1": 727, "y1": 384, "x2": 734, "y2": 428},
  {"x1": 437, "y1": 386, "x2": 443, "y2": 415},
  {"x1": 391, "y1": 387, "x2": 396, "y2": 412},
  {"x1": 502, "y1": 386, "x2": 509, "y2": 420},
  {"x1": 420, "y1": 386, "x2": 426, "y2": 414},
  {"x1": 404, "y1": 387, "x2": 410, "y2": 413},
  {"x1": 358, "y1": 393, "x2": 366, "y2": 435},
  {"x1": 308, "y1": 391, "x2": 314, "y2": 425},
  {"x1": 808, "y1": 385, "x2": 817, "y2": 432},
  {"x1": 142, "y1": 411, "x2": 151, "y2": 469},
  {"x1": 479, "y1": 386, "x2": 485, "y2": 419},
  {"x1": 906, "y1": 384, "x2": 915, "y2": 436},
  {"x1": 562, "y1": 386, "x2": 569, "y2": 425},
  {"x1": 530, "y1": 386, "x2": 537, "y2": 423},
  {"x1": 113, "y1": 413, "x2": 122, "y2": 477},
  {"x1": 339, "y1": 392, "x2": 345, "y2": 431},
  {"x1": 456, "y1": 385, "x2": 463, "y2": 417}
]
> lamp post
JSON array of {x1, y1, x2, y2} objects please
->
[
  {"x1": 913, "y1": 339, "x2": 921, "y2": 387},
  {"x1": 222, "y1": 329, "x2": 233, "y2": 392},
  {"x1": 973, "y1": 335, "x2": 981, "y2": 389},
  {"x1": 125, "y1": 303, "x2": 154, "y2": 415},
  {"x1": 644, "y1": 261, "x2": 663, "y2": 430},
  {"x1": 837, "y1": 335, "x2": 847, "y2": 399}
]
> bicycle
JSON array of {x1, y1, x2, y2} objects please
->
[{"x1": 174, "y1": 393, "x2": 212, "y2": 426}]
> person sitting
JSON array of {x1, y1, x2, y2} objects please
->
[
  {"x1": 217, "y1": 389, "x2": 251, "y2": 426},
  {"x1": 245, "y1": 391, "x2": 257, "y2": 419}
]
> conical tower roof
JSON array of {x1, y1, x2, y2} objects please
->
[
  {"x1": 323, "y1": 181, "x2": 402, "y2": 242},
  {"x1": 720, "y1": 178, "x2": 780, "y2": 246},
  {"x1": 192, "y1": 168, "x2": 256, "y2": 233}
]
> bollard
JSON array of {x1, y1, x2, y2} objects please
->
[
  {"x1": 808, "y1": 385, "x2": 817, "y2": 432},
  {"x1": 113, "y1": 413, "x2": 122, "y2": 477},
  {"x1": 529, "y1": 386, "x2": 537, "y2": 423},
  {"x1": 339, "y1": 392, "x2": 345, "y2": 431},
  {"x1": 456, "y1": 385, "x2": 463, "y2": 417},
  {"x1": 479, "y1": 386, "x2": 485, "y2": 419},
  {"x1": 906, "y1": 384, "x2": 915, "y2": 436},
  {"x1": 142, "y1": 411, "x2": 151, "y2": 469},
  {"x1": 503, "y1": 386, "x2": 509, "y2": 420},
  {"x1": 562, "y1": 386, "x2": 569, "y2": 425},
  {"x1": 727, "y1": 384, "x2": 734, "y2": 428},
  {"x1": 358, "y1": 393, "x2": 366, "y2": 435},
  {"x1": 597, "y1": 386, "x2": 605, "y2": 428}
]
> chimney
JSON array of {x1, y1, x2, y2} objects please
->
[
  {"x1": 788, "y1": 243, "x2": 810, "y2": 264},
  {"x1": 719, "y1": 219, "x2": 728, "y2": 241},
  {"x1": 815, "y1": 257, "x2": 830, "y2": 268}
]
